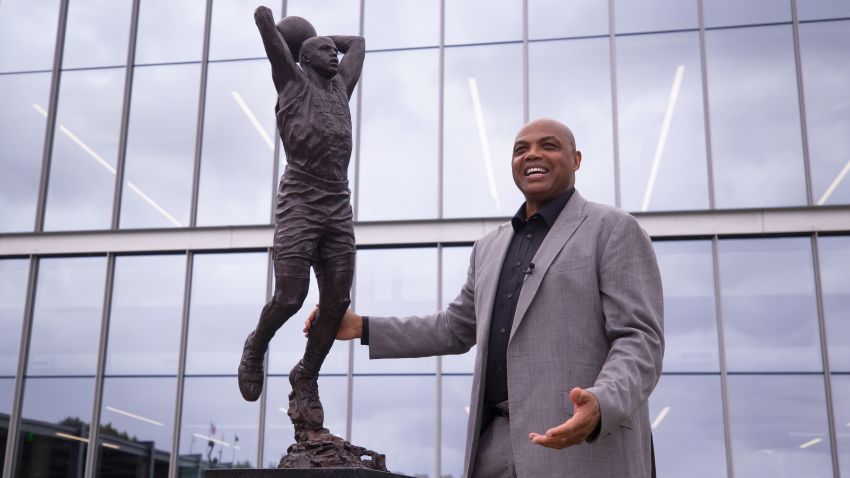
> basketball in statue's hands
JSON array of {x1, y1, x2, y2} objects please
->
[{"x1": 276, "y1": 16, "x2": 317, "y2": 62}]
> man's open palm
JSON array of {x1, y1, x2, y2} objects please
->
[{"x1": 529, "y1": 387, "x2": 600, "y2": 449}]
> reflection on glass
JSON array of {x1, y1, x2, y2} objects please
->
[
  {"x1": 354, "y1": 248, "x2": 437, "y2": 373},
  {"x1": 727, "y1": 375, "x2": 833, "y2": 477},
  {"x1": 706, "y1": 25, "x2": 806, "y2": 208},
  {"x1": 798, "y1": 0, "x2": 850, "y2": 21},
  {"x1": 185, "y1": 252, "x2": 267, "y2": 374},
  {"x1": 120, "y1": 64, "x2": 199, "y2": 229},
  {"x1": 0, "y1": 72, "x2": 51, "y2": 232},
  {"x1": 196, "y1": 60, "x2": 276, "y2": 226},
  {"x1": 98, "y1": 377, "x2": 175, "y2": 476},
  {"x1": 28, "y1": 257, "x2": 106, "y2": 376},
  {"x1": 179, "y1": 377, "x2": 258, "y2": 471},
  {"x1": 62, "y1": 0, "x2": 132, "y2": 69},
  {"x1": 614, "y1": 0, "x2": 697, "y2": 34},
  {"x1": 800, "y1": 20, "x2": 850, "y2": 206},
  {"x1": 263, "y1": 376, "x2": 347, "y2": 467},
  {"x1": 617, "y1": 32, "x2": 708, "y2": 212},
  {"x1": 135, "y1": 0, "x2": 206, "y2": 64},
  {"x1": 529, "y1": 0, "x2": 608, "y2": 39},
  {"x1": 286, "y1": 0, "x2": 360, "y2": 38},
  {"x1": 358, "y1": 49, "x2": 439, "y2": 221},
  {"x1": 719, "y1": 238, "x2": 821, "y2": 372},
  {"x1": 0, "y1": 0, "x2": 60, "y2": 72},
  {"x1": 703, "y1": 0, "x2": 790, "y2": 28},
  {"x1": 529, "y1": 38, "x2": 615, "y2": 206},
  {"x1": 209, "y1": 0, "x2": 281, "y2": 61},
  {"x1": 16, "y1": 377, "x2": 95, "y2": 478},
  {"x1": 43, "y1": 67, "x2": 127, "y2": 231},
  {"x1": 106, "y1": 255, "x2": 185, "y2": 375},
  {"x1": 0, "y1": 259, "x2": 29, "y2": 375},
  {"x1": 441, "y1": 375, "x2": 472, "y2": 478},
  {"x1": 653, "y1": 241, "x2": 719, "y2": 372},
  {"x1": 445, "y1": 0, "x2": 522, "y2": 45},
  {"x1": 831, "y1": 375, "x2": 850, "y2": 475},
  {"x1": 818, "y1": 236, "x2": 850, "y2": 372},
  {"x1": 352, "y1": 376, "x2": 435, "y2": 477},
  {"x1": 364, "y1": 0, "x2": 439, "y2": 50},
  {"x1": 444, "y1": 44, "x2": 524, "y2": 218},
  {"x1": 441, "y1": 246, "x2": 476, "y2": 374},
  {"x1": 649, "y1": 375, "x2": 726, "y2": 477}
]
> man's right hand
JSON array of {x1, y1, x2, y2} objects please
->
[{"x1": 303, "y1": 306, "x2": 363, "y2": 340}]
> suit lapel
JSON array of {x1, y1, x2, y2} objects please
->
[
  {"x1": 509, "y1": 192, "x2": 588, "y2": 341},
  {"x1": 477, "y1": 223, "x2": 514, "y2": 346}
]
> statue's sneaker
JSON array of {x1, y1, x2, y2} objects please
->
[
  {"x1": 237, "y1": 332, "x2": 265, "y2": 402},
  {"x1": 288, "y1": 362, "x2": 325, "y2": 439}
]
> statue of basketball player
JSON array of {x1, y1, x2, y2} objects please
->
[{"x1": 239, "y1": 6, "x2": 365, "y2": 443}]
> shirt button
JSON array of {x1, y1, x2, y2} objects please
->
[
  {"x1": 515, "y1": 262, "x2": 521, "y2": 267},
  {"x1": 526, "y1": 233, "x2": 533, "y2": 239},
  {"x1": 500, "y1": 328, "x2": 506, "y2": 334},
  {"x1": 507, "y1": 293, "x2": 513, "y2": 298}
]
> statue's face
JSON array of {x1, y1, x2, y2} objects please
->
[{"x1": 301, "y1": 37, "x2": 339, "y2": 79}]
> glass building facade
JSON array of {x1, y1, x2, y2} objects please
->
[{"x1": 1, "y1": 0, "x2": 849, "y2": 477}]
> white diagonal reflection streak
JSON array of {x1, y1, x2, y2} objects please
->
[
  {"x1": 33, "y1": 104, "x2": 182, "y2": 227},
  {"x1": 650, "y1": 406, "x2": 671, "y2": 429},
  {"x1": 105, "y1": 405, "x2": 164, "y2": 427},
  {"x1": 641, "y1": 65, "x2": 685, "y2": 212},
  {"x1": 231, "y1": 90, "x2": 275, "y2": 151},
  {"x1": 817, "y1": 157, "x2": 850, "y2": 205},
  {"x1": 799, "y1": 437, "x2": 822, "y2": 449},
  {"x1": 468, "y1": 77, "x2": 501, "y2": 212}
]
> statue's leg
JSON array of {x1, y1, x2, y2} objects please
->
[{"x1": 238, "y1": 258, "x2": 311, "y2": 402}]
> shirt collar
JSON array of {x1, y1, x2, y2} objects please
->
[{"x1": 511, "y1": 187, "x2": 575, "y2": 232}]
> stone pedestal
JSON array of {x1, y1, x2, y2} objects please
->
[{"x1": 204, "y1": 469, "x2": 414, "y2": 478}]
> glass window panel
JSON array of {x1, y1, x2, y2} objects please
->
[
  {"x1": 617, "y1": 32, "x2": 709, "y2": 212},
  {"x1": 208, "y1": 0, "x2": 281, "y2": 61},
  {"x1": 831, "y1": 375, "x2": 850, "y2": 475},
  {"x1": 727, "y1": 375, "x2": 833, "y2": 477},
  {"x1": 818, "y1": 236, "x2": 850, "y2": 372},
  {"x1": 653, "y1": 241, "x2": 719, "y2": 372},
  {"x1": 0, "y1": 0, "x2": 61, "y2": 72},
  {"x1": 262, "y1": 376, "x2": 347, "y2": 467},
  {"x1": 0, "y1": 72, "x2": 51, "y2": 232},
  {"x1": 135, "y1": 0, "x2": 206, "y2": 64},
  {"x1": 649, "y1": 375, "x2": 727, "y2": 477},
  {"x1": 0, "y1": 259, "x2": 29, "y2": 375},
  {"x1": 529, "y1": 0, "x2": 608, "y2": 40},
  {"x1": 354, "y1": 248, "x2": 438, "y2": 373},
  {"x1": 196, "y1": 60, "x2": 276, "y2": 226},
  {"x1": 16, "y1": 377, "x2": 95, "y2": 478},
  {"x1": 98, "y1": 377, "x2": 176, "y2": 475},
  {"x1": 352, "y1": 376, "x2": 435, "y2": 477},
  {"x1": 358, "y1": 49, "x2": 439, "y2": 221},
  {"x1": 706, "y1": 25, "x2": 806, "y2": 208},
  {"x1": 178, "y1": 377, "x2": 258, "y2": 470},
  {"x1": 364, "y1": 0, "x2": 439, "y2": 50},
  {"x1": 718, "y1": 238, "x2": 821, "y2": 372},
  {"x1": 28, "y1": 257, "x2": 106, "y2": 376},
  {"x1": 441, "y1": 246, "x2": 476, "y2": 374},
  {"x1": 444, "y1": 44, "x2": 524, "y2": 218},
  {"x1": 120, "y1": 64, "x2": 199, "y2": 229},
  {"x1": 106, "y1": 255, "x2": 185, "y2": 375},
  {"x1": 43, "y1": 67, "x2": 127, "y2": 231},
  {"x1": 800, "y1": 20, "x2": 850, "y2": 206},
  {"x1": 799, "y1": 1, "x2": 850, "y2": 21},
  {"x1": 703, "y1": 0, "x2": 791, "y2": 28},
  {"x1": 185, "y1": 252, "x2": 267, "y2": 375},
  {"x1": 445, "y1": 0, "x2": 522, "y2": 45},
  {"x1": 614, "y1": 0, "x2": 698, "y2": 34},
  {"x1": 441, "y1": 375, "x2": 472, "y2": 478},
  {"x1": 286, "y1": 0, "x2": 360, "y2": 38},
  {"x1": 529, "y1": 38, "x2": 615, "y2": 206},
  {"x1": 62, "y1": 0, "x2": 132, "y2": 69}
]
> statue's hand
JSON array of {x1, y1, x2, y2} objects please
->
[{"x1": 304, "y1": 306, "x2": 363, "y2": 341}]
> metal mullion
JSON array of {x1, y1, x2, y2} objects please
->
[
  {"x1": 257, "y1": 250, "x2": 274, "y2": 468},
  {"x1": 352, "y1": 0, "x2": 366, "y2": 222},
  {"x1": 168, "y1": 252, "x2": 194, "y2": 478},
  {"x1": 110, "y1": 0, "x2": 141, "y2": 230},
  {"x1": 435, "y1": 244, "x2": 443, "y2": 478},
  {"x1": 83, "y1": 253, "x2": 117, "y2": 477},
  {"x1": 346, "y1": 263, "x2": 356, "y2": 442},
  {"x1": 608, "y1": 0, "x2": 622, "y2": 208},
  {"x1": 711, "y1": 237, "x2": 735, "y2": 478},
  {"x1": 1, "y1": 257, "x2": 38, "y2": 478},
  {"x1": 437, "y1": 0, "x2": 445, "y2": 219},
  {"x1": 33, "y1": 0, "x2": 69, "y2": 232},
  {"x1": 189, "y1": 0, "x2": 214, "y2": 228},
  {"x1": 791, "y1": 0, "x2": 815, "y2": 207},
  {"x1": 521, "y1": 0, "x2": 529, "y2": 123},
  {"x1": 697, "y1": 0, "x2": 717, "y2": 210},
  {"x1": 810, "y1": 234, "x2": 841, "y2": 477}
]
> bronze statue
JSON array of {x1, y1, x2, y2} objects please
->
[{"x1": 238, "y1": 5, "x2": 364, "y2": 450}]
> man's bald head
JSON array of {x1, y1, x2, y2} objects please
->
[{"x1": 516, "y1": 118, "x2": 577, "y2": 153}]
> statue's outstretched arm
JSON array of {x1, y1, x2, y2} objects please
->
[
  {"x1": 328, "y1": 35, "x2": 365, "y2": 99},
  {"x1": 254, "y1": 6, "x2": 302, "y2": 92}
]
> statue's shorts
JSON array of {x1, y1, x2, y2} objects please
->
[{"x1": 273, "y1": 167, "x2": 355, "y2": 276}]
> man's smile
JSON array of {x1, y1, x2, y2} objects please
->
[{"x1": 524, "y1": 166, "x2": 549, "y2": 178}]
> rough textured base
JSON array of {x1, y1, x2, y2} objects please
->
[
  {"x1": 204, "y1": 468, "x2": 412, "y2": 477},
  {"x1": 279, "y1": 433, "x2": 386, "y2": 470}
]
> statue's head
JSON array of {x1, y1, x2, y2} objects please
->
[{"x1": 300, "y1": 36, "x2": 339, "y2": 79}]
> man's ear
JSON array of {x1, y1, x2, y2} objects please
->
[{"x1": 573, "y1": 150, "x2": 582, "y2": 171}]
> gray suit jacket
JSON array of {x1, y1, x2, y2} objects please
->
[{"x1": 369, "y1": 191, "x2": 664, "y2": 478}]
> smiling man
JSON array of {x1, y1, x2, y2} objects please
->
[{"x1": 308, "y1": 118, "x2": 664, "y2": 477}]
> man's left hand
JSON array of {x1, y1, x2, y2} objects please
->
[{"x1": 529, "y1": 387, "x2": 600, "y2": 449}]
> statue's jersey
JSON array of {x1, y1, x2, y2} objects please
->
[{"x1": 276, "y1": 76, "x2": 352, "y2": 182}]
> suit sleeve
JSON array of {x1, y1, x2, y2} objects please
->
[
  {"x1": 586, "y1": 214, "x2": 664, "y2": 440},
  {"x1": 368, "y1": 243, "x2": 479, "y2": 359}
]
